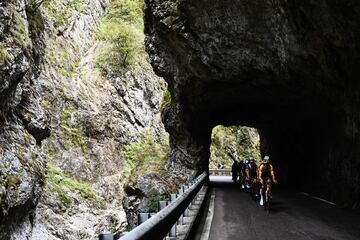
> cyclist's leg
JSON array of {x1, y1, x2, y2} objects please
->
[
  {"x1": 250, "y1": 178, "x2": 254, "y2": 198},
  {"x1": 266, "y1": 179, "x2": 272, "y2": 198},
  {"x1": 241, "y1": 171, "x2": 246, "y2": 188},
  {"x1": 253, "y1": 179, "x2": 260, "y2": 199},
  {"x1": 260, "y1": 178, "x2": 265, "y2": 205},
  {"x1": 265, "y1": 179, "x2": 272, "y2": 211}
]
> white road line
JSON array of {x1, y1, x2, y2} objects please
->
[
  {"x1": 300, "y1": 192, "x2": 336, "y2": 206},
  {"x1": 200, "y1": 189, "x2": 216, "y2": 240}
]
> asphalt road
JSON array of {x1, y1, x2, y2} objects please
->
[{"x1": 200, "y1": 176, "x2": 360, "y2": 240}]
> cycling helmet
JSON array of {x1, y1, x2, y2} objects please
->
[
  {"x1": 249, "y1": 157, "x2": 255, "y2": 163},
  {"x1": 263, "y1": 155, "x2": 270, "y2": 163}
]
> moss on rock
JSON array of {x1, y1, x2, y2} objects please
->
[
  {"x1": 0, "y1": 43, "x2": 10, "y2": 66},
  {"x1": 160, "y1": 89, "x2": 171, "y2": 118},
  {"x1": 42, "y1": 0, "x2": 86, "y2": 27},
  {"x1": 123, "y1": 128, "x2": 169, "y2": 188},
  {"x1": 8, "y1": 4, "x2": 33, "y2": 55},
  {"x1": 6, "y1": 175, "x2": 21, "y2": 190},
  {"x1": 47, "y1": 164, "x2": 105, "y2": 208}
]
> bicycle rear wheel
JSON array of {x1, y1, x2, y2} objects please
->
[
  {"x1": 263, "y1": 187, "x2": 271, "y2": 212},
  {"x1": 266, "y1": 195, "x2": 271, "y2": 213}
]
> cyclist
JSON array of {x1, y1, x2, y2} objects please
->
[
  {"x1": 231, "y1": 160, "x2": 239, "y2": 183},
  {"x1": 238, "y1": 160, "x2": 245, "y2": 185},
  {"x1": 259, "y1": 156, "x2": 277, "y2": 206},
  {"x1": 245, "y1": 157, "x2": 259, "y2": 199},
  {"x1": 241, "y1": 159, "x2": 249, "y2": 189}
]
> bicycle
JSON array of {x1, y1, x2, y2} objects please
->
[
  {"x1": 263, "y1": 179, "x2": 272, "y2": 213},
  {"x1": 249, "y1": 179, "x2": 260, "y2": 201}
]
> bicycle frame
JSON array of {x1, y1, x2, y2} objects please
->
[{"x1": 263, "y1": 180, "x2": 272, "y2": 212}]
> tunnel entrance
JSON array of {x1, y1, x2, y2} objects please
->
[
  {"x1": 145, "y1": 0, "x2": 360, "y2": 208},
  {"x1": 209, "y1": 125, "x2": 261, "y2": 169}
]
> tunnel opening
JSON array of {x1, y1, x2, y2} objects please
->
[
  {"x1": 209, "y1": 125, "x2": 261, "y2": 170},
  {"x1": 204, "y1": 105, "x2": 346, "y2": 198}
]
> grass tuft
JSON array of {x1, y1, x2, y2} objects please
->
[
  {"x1": 123, "y1": 128, "x2": 169, "y2": 187},
  {"x1": 95, "y1": 0, "x2": 145, "y2": 71},
  {"x1": 47, "y1": 164, "x2": 105, "y2": 208}
]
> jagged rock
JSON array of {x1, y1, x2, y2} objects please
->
[
  {"x1": 0, "y1": 1, "x2": 48, "y2": 239},
  {"x1": 1, "y1": 0, "x2": 167, "y2": 239},
  {"x1": 123, "y1": 172, "x2": 171, "y2": 229}
]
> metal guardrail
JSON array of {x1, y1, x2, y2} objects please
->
[
  {"x1": 209, "y1": 168, "x2": 231, "y2": 175},
  {"x1": 99, "y1": 172, "x2": 208, "y2": 240}
]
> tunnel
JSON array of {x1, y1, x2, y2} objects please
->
[{"x1": 143, "y1": 0, "x2": 360, "y2": 208}]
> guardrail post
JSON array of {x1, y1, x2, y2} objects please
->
[
  {"x1": 99, "y1": 233, "x2": 114, "y2": 240},
  {"x1": 158, "y1": 201, "x2": 169, "y2": 240},
  {"x1": 169, "y1": 194, "x2": 177, "y2": 238},
  {"x1": 158, "y1": 201, "x2": 168, "y2": 211},
  {"x1": 177, "y1": 187, "x2": 185, "y2": 224},
  {"x1": 138, "y1": 213, "x2": 150, "y2": 225},
  {"x1": 183, "y1": 185, "x2": 190, "y2": 217},
  {"x1": 187, "y1": 184, "x2": 193, "y2": 209}
]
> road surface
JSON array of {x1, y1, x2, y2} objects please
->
[{"x1": 197, "y1": 176, "x2": 360, "y2": 240}]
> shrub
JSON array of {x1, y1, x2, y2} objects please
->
[
  {"x1": 95, "y1": 0, "x2": 145, "y2": 71},
  {"x1": 123, "y1": 128, "x2": 169, "y2": 186},
  {"x1": 42, "y1": 0, "x2": 86, "y2": 27}
]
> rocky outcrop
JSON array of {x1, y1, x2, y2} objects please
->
[
  {"x1": 145, "y1": 0, "x2": 360, "y2": 208},
  {"x1": 1, "y1": 0, "x2": 168, "y2": 239},
  {"x1": 30, "y1": 0, "x2": 167, "y2": 238},
  {"x1": 0, "y1": 0, "x2": 48, "y2": 238}
]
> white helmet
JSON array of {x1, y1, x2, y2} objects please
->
[{"x1": 263, "y1": 155, "x2": 270, "y2": 161}]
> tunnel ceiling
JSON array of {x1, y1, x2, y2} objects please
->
[
  {"x1": 145, "y1": 0, "x2": 360, "y2": 127},
  {"x1": 144, "y1": 0, "x2": 360, "y2": 207}
]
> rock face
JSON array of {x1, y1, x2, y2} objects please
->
[
  {"x1": 0, "y1": 0, "x2": 48, "y2": 238},
  {"x1": 1, "y1": 0, "x2": 167, "y2": 239},
  {"x1": 145, "y1": 0, "x2": 360, "y2": 208}
]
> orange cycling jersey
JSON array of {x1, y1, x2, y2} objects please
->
[{"x1": 259, "y1": 163, "x2": 274, "y2": 179}]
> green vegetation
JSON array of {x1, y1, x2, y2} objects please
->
[
  {"x1": 24, "y1": 131, "x2": 33, "y2": 146},
  {"x1": 0, "y1": 43, "x2": 9, "y2": 66},
  {"x1": 41, "y1": 99, "x2": 51, "y2": 109},
  {"x1": 60, "y1": 107, "x2": 87, "y2": 153},
  {"x1": 47, "y1": 164, "x2": 104, "y2": 208},
  {"x1": 160, "y1": 89, "x2": 172, "y2": 117},
  {"x1": 6, "y1": 175, "x2": 21, "y2": 189},
  {"x1": 95, "y1": 0, "x2": 146, "y2": 70},
  {"x1": 46, "y1": 43, "x2": 78, "y2": 77},
  {"x1": 8, "y1": 4, "x2": 32, "y2": 55},
  {"x1": 210, "y1": 126, "x2": 261, "y2": 168},
  {"x1": 15, "y1": 145, "x2": 46, "y2": 185},
  {"x1": 123, "y1": 128, "x2": 169, "y2": 187},
  {"x1": 42, "y1": 0, "x2": 86, "y2": 27}
]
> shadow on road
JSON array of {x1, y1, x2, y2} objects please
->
[
  {"x1": 209, "y1": 176, "x2": 289, "y2": 214},
  {"x1": 207, "y1": 175, "x2": 360, "y2": 240},
  {"x1": 269, "y1": 201, "x2": 288, "y2": 214}
]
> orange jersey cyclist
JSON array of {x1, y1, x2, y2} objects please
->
[{"x1": 258, "y1": 155, "x2": 277, "y2": 206}]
